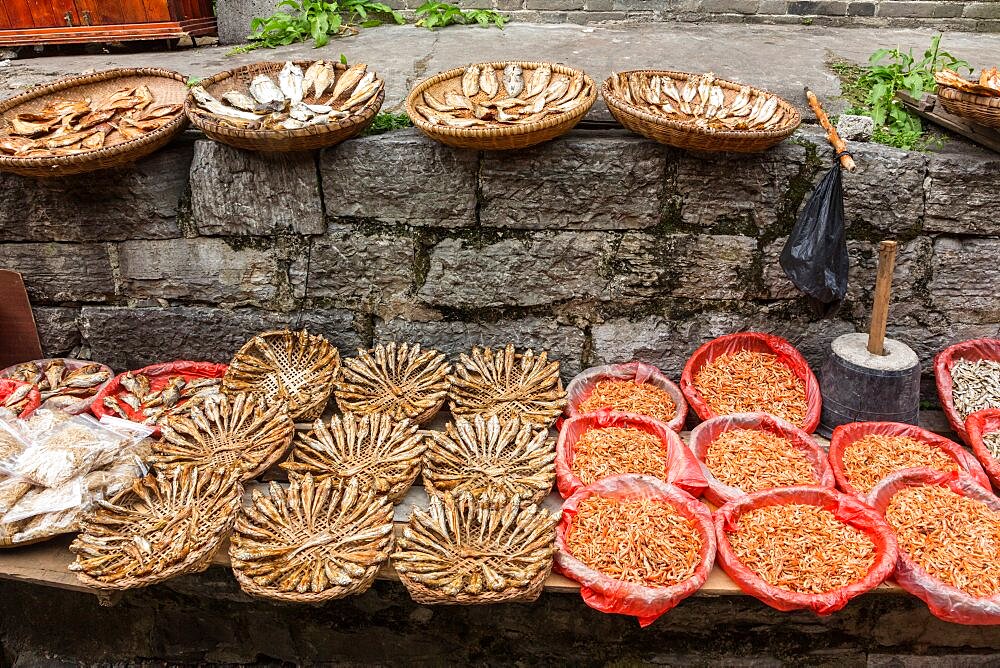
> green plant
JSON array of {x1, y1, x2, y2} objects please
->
[
  {"x1": 363, "y1": 111, "x2": 413, "y2": 135},
  {"x1": 244, "y1": 0, "x2": 404, "y2": 51},
  {"x1": 414, "y1": 2, "x2": 507, "y2": 29}
]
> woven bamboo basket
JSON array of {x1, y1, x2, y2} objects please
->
[
  {"x1": 231, "y1": 474, "x2": 394, "y2": 603},
  {"x1": 69, "y1": 467, "x2": 243, "y2": 591},
  {"x1": 423, "y1": 415, "x2": 555, "y2": 505},
  {"x1": 448, "y1": 344, "x2": 566, "y2": 427},
  {"x1": 405, "y1": 61, "x2": 597, "y2": 150},
  {"x1": 282, "y1": 412, "x2": 425, "y2": 502},
  {"x1": 155, "y1": 392, "x2": 295, "y2": 481},
  {"x1": 0, "y1": 68, "x2": 188, "y2": 178},
  {"x1": 602, "y1": 70, "x2": 800, "y2": 153},
  {"x1": 334, "y1": 343, "x2": 451, "y2": 424},
  {"x1": 224, "y1": 329, "x2": 341, "y2": 421},
  {"x1": 185, "y1": 61, "x2": 383, "y2": 152},
  {"x1": 937, "y1": 86, "x2": 1000, "y2": 129},
  {"x1": 393, "y1": 491, "x2": 557, "y2": 604}
]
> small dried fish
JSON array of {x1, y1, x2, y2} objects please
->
[
  {"x1": 328, "y1": 63, "x2": 367, "y2": 104},
  {"x1": 462, "y1": 65, "x2": 481, "y2": 98},
  {"x1": 479, "y1": 66, "x2": 500, "y2": 98},
  {"x1": 502, "y1": 64, "x2": 525, "y2": 98},
  {"x1": 278, "y1": 61, "x2": 305, "y2": 105}
]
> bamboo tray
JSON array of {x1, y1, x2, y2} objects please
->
[
  {"x1": 936, "y1": 85, "x2": 1000, "y2": 129},
  {"x1": 0, "y1": 68, "x2": 188, "y2": 177}
]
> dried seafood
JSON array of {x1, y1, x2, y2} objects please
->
[
  {"x1": 224, "y1": 329, "x2": 341, "y2": 421},
  {"x1": 693, "y1": 350, "x2": 809, "y2": 427},
  {"x1": 191, "y1": 61, "x2": 382, "y2": 131},
  {"x1": 0, "y1": 85, "x2": 182, "y2": 157},
  {"x1": 5, "y1": 360, "x2": 110, "y2": 405},
  {"x1": 413, "y1": 62, "x2": 592, "y2": 129},
  {"x1": 570, "y1": 426, "x2": 668, "y2": 486},
  {"x1": 156, "y1": 393, "x2": 294, "y2": 481},
  {"x1": 393, "y1": 491, "x2": 557, "y2": 604},
  {"x1": 951, "y1": 359, "x2": 1000, "y2": 421},
  {"x1": 0, "y1": 380, "x2": 37, "y2": 417},
  {"x1": 448, "y1": 344, "x2": 566, "y2": 427},
  {"x1": 608, "y1": 71, "x2": 793, "y2": 131},
  {"x1": 578, "y1": 379, "x2": 677, "y2": 422},
  {"x1": 985, "y1": 432, "x2": 1000, "y2": 458},
  {"x1": 100, "y1": 371, "x2": 222, "y2": 428},
  {"x1": 334, "y1": 343, "x2": 451, "y2": 424},
  {"x1": 423, "y1": 415, "x2": 555, "y2": 505},
  {"x1": 841, "y1": 434, "x2": 959, "y2": 495},
  {"x1": 935, "y1": 67, "x2": 1000, "y2": 97},
  {"x1": 704, "y1": 429, "x2": 818, "y2": 494},
  {"x1": 69, "y1": 467, "x2": 243, "y2": 589},
  {"x1": 231, "y1": 474, "x2": 394, "y2": 601},
  {"x1": 282, "y1": 412, "x2": 425, "y2": 502}
]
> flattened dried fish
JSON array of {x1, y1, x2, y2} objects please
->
[
  {"x1": 278, "y1": 61, "x2": 305, "y2": 105},
  {"x1": 502, "y1": 63, "x2": 524, "y2": 98},
  {"x1": 462, "y1": 65, "x2": 481, "y2": 98}
]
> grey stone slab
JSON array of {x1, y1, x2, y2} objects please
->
[
  {"x1": 190, "y1": 140, "x2": 325, "y2": 236},
  {"x1": 321, "y1": 130, "x2": 477, "y2": 228},
  {"x1": 930, "y1": 237, "x2": 1000, "y2": 324},
  {"x1": 924, "y1": 145, "x2": 1000, "y2": 235},
  {"x1": 0, "y1": 243, "x2": 114, "y2": 303},
  {"x1": 215, "y1": 0, "x2": 278, "y2": 44},
  {"x1": 33, "y1": 307, "x2": 81, "y2": 358},
  {"x1": 480, "y1": 132, "x2": 665, "y2": 230},
  {"x1": 838, "y1": 140, "x2": 927, "y2": 235}
]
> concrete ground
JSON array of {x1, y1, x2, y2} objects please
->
[{"x1": 2, "y1": 23, "x2": 1000, "y2": 117}]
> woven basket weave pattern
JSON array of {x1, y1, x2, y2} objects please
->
[{"x1": 937, "y1": 86, "x2": 1000, "y2": 128}]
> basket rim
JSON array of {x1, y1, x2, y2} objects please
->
[
  {"x1": 0, "y1": 67, "x2": 188, "y2": 170},
  {"x1": 405, "y1": 61, "x2": 597, "y2": 142},
  {"x1": 185, "y1": 60, "x2": 383, "y2": 142},
  {"x1": 601, "y1": 69, "x2": 801, "y2": 141},
  {"x1": 936, "y1": 83, "x2": 1000, "y2": 106}
]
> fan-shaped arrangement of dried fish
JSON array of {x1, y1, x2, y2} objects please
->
[
  {"x1": 95, "y1": 364, "x2": 226, "y2": 430},
  {"x1": 334, "y1": 343, "x2": 451, "y2": 424},
  {"x1": 189, "y1": 61, "x2": 382, "y2": 131},
  {"x1": 224, "y1": 329, "x2": 341, "y2": 421},
  {"x1": 448, "y1": 344, "x2": 566, "y2": 427},
  {"x1": 423, "y1": 415, "x2": 555, "y2": 505},
  {"x1": 156, "y1": 393, "x2": 295, "y2": 481},
  {"x1": 231, "y1": 474, "x2": 394, "y2": 602},
  {"x1": 2, "y1": 359, "x2": 112, "y2": 414},
  {"x1": 282, "y1": 412, "x2": 425, "y2": 502},
  {"x1": 393, "y1": 491, "x2": 558, "y2": 604},
  {"x1": 69, "y1": 467, "x2": 243, "y2": 590}
]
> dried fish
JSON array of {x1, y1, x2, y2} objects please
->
[
  {"x1": 570, "y1": 426, "x2": 667, "y2": 486},
  {"x1": 479, "y1": 66, "x2": 500, "y2": 98},
  {"x1": 502, "y1": 63, "x2": 525, "y2": 98},
  {"x1": 693, "y1": 350, "x2": 809, "y2": 427},
  {"x1": 278, "y1": 61, "x2": 305, "y2": 105},
  {"x1": 841, "y1": 434, "x2": 959, "y2": 494},
  {"x1": 577, "y1": 379, "x2": 677, "y2": 422},
  {"x1": 704, "y1": 428, "x2": 818, "y2": 493},
  {"x1": 951, "y1": 359, "x2": 1000, "y2": 421},
  {"x1": 462, "y1": 65, "x2": 481, "y2": 98}
]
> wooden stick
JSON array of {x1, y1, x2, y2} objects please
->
[
  {"x1": 868, "y1": 240, "x2": 898, "y2": 356},
  {"x1": 805, "y1": 88, "x2": 857, "y2": 172}
]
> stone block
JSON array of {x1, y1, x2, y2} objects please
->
[
  {"x1": 837, "y1": 140, "x2": 926, "y2": 235},
  {"x1": 787, "y1": 0, "x2": 847, "y2": 14},
  {"x1": 0, "y1": 243, "x2": 114, "y2": 303},
  {"x1": 480, "y1": 132, "x2": 665, "y2": 230},
  {"x1": 0, "y1": 144, "x2": 191, "y2": 242},
  {"x1": 964, "y1": 2, "x2": 1000, "y2": 19},
  {"x1": 846, "y1": 1, "x2": 874, "y2": 15},
  {"x1": 33, "y1": 307, "x2": 81, "y2": 358},
  {"x1": 526, "y1": 0, "x2": 584, "y2": 9},
  {"x1": 215, "y1": 0, "x2": 278, "y2": 44},
  {"x1": 930, "y1": 237, "x2": 1000, "y2": 323},
  {"x1": 924, "y1": 145, "x2": 1000, "y2": 234},
  {"x1": 836, "y1": 114, "x2": 874, "y2": 141},
  {"x1": 699, "y1": 0, "x2": 759, "y2": 12},
  {"x1": 584, "y1": 0, "x2": 613, "y2": 9},
  {"x1": 758, "y1": 0, "x2": 789, "y2": 12},
  {"x1": 190, "y1": 140, "x2": 324, "y2": 236},
  {"x1": 877, "y1": 0, "x2": 963, "y2": 17},
  {"x1": 321, "y1": 130, "x2": 477, "y2": 227}
]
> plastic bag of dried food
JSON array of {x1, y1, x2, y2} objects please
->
[
  {"x1": 0, "y1": 476, "x2": 32, "y2": 516},
  {"x1": 563, "y1": 362, "x2": 688, "y2": 432},
  {"x1": 714, "y1": 486, "x2": 898, "y2": 614},
  {"x1": 829, "y1": 421, "x2": 990, "y2": 500},
  {"x1": 965, "y1": 409, "x2": 1000, "y2": 489},
  {"x1": 934, "y1": 338, "x2": 1000, "y2": 444},
  {"x1": 868, "y1": 468, "x2": 1000, "y2": 625},
  {"x1": 680, "y1": 332, "x2": 822, "y2": 434},
  {"x1": 554, "y1": 474, "x2": 716, "y2": 626},
  {"x1": 688, "y1": 412, "x2": 835, "y2": 506},
  {"x1": 3, "y1": 477, "x2": 84, "y2": 523},
  {"x1": 0, "y1": 379, "x2": 41, "y2": 419},
  {"x1": 556, "y1": 410, "x2": 706, "y2": 499}
]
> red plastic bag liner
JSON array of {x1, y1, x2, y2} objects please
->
[
  {"x1": 0, "y1": 379, "x2": 41, "y2": 419},
  {"x1": 829, "y1": 421, "x2": 990, "y2": 500},
  {"x1": 714, "y1": 485, "x2": 898, "y2": 614},
  {"x1": 688, "y1": 412, "x2": 835, "y2": 506},
  {"x1": 966, "y1": 409, "x2": 1000, "y2": 489},
  {"x1": 680, "y1": 332, "x2": 822, "y2": 434},
  {"x1": 556, "y1": 410, "x2": 707, "y2": 499},
  {"x1": 0, "y1": 358, "x2": 114, "y2": 415},
  {"x1": 564, "y1": 362, "x2": 688, "y2": 433},
  {"x1": 867, "y1": 468, "x2": 1000, "y2": 625},
  {"x1": 91, "y1": 361, "x2": 228, "y2": 435},
  {"x1": 554, "y1": 474, "x2": 716, "y2": 626},
  {"x1": 935, "y1": 338, "x2": 1000, "y2": 444}
]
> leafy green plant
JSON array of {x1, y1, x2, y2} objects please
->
[
  {"x1": 363, "y1": 111, "x2": 413, "y2": 135},
  {"x1": 414, "y1": 2, "x2": 507, "y2": 29},
  {"x1": 244, "y1": 0, "x2": 404, "y2": 51}
]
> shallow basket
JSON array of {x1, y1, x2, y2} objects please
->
[
  {"x1": 0, "y1": 68, "x2": 188, "y2": 177},
  {"x1": 2, "y1": 358, "x2": 114, "y2": 415},
  {"x1": 405, "y1": 61, "x2": 597, "y2": 151},
  {"x1": 602, "y1": 70, "x2": 800, "y2": 153},
  {"x1": 185, "y1": 61, "x2": 384, "y2": 152},
  {"x1": 937, "y1": 86, "x2": 1000, "y2": 129}
]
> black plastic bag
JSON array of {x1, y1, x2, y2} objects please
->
[{"x1": 779, "y1": 166, "x2": 849, "y2": 304}]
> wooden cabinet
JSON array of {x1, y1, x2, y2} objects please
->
[{"x1": 0, "y1": 0, "x2": 216, "y2": 46}]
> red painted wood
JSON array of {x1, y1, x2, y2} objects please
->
[
  {"x1": 4, "y1": 2, "x2": 37, "y2": 29},
  {"x1": 0, "y1": 270, "x2": 42, "y2": 369},
  {"x1": 0, "y1": 5, "x2": 13, "y2": 30},
  {"x1": 140, "y1": 0, "x2": 171, "y2": 21},
  {"x1": 119, "y1": 0, "x2": 149, "y2": 23},
  {"x1": 25, "y1": 0, "x2": 61, "y2": 27},
  {"x1": 0, "y1": 17, "x2": 216, "y2": 44}
]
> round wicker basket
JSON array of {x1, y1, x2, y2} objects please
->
[
  {"x1": 185, "y1": 60, "x2": 383, "y2": 152},
  {"x1": 602, "y1": 70, "x2": 800, "y2": 153},
  {"x1": 937, "y1": 85, "x2": 1000, "y2": 129},
  {"x1": 405, "y1": 61, "x2": 596, "y2": 151},
  {"x1": 0, "y1": 68, "x2": 188, "y2": 178}
]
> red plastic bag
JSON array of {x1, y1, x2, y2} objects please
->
[
  {"x1": 680, "y1": 332, "x2": 822, "y2": 434},
  {"x1": 714, "y1": 485, "x2": 898, "y2": 614},
  {"x1": 966, "y1": 409, "x2": 1000, "y2": 489},
  {"x1": 554, "y1": 474, "x2": 716, "y2": 626},
  {"x1": 688, "y1": 412, "x2": 835, "y2": 506},
  {"x1": 564, "y1": 362, "x2": 688, "y2": 433},
  {"x1": 0, "y1": 358, "x2": 114, "y2": 415},
  {"x1": 91, "y1": 361, "x2": 228, "y2": 435},
  {"x1": 935, "y1": 338, "x2": 1000, "y2": 444},
  {"x1": 867, "y1": 468, "x2": 1000, "y2": 625},
  {"x1": 829, "y1": 421, "x2": 990, "y2": 500},
  {"x1": 0, "y1": 379, "x2": 41, "y2": 419},
  {"x1": 556, "y1": 410, "x2": 707, "y2": 499}
]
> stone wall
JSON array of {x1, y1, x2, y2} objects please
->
[{"x1": 4, "y1": 126, "x2": 999, "y2": 401}]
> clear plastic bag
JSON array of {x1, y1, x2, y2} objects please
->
[
  {"x1": 3, "y1": 477, "x2": 84, "y2": 523},
  {"x1": 563, "y1": 362, "x2": 688, "y2": 432}
]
